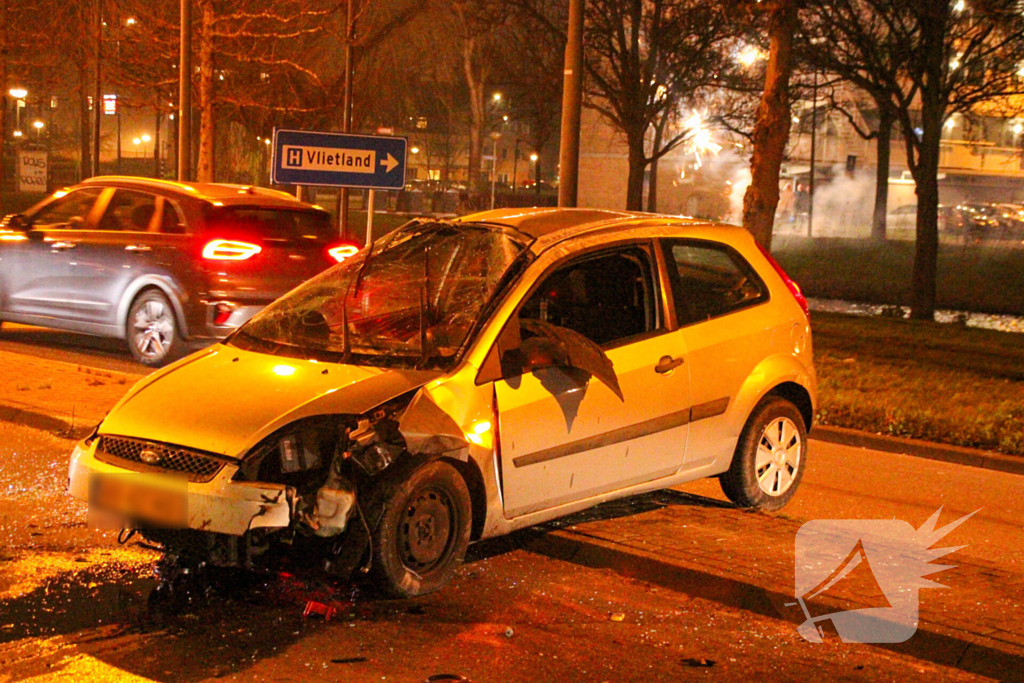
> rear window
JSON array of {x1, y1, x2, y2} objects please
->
[{"x1": 203, "y1": 207, "x2": 333, "y2": 242}]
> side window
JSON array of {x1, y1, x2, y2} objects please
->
[
  {"x1": 158, "y1": 198, "x2": 188, "y2": 234},
  {"x1": 96, "y1": 189, "x2": 157, "y2": 232},
  {"x1": 518, "y1": 246, "x2": 658, "y2": 347},
  {"x1": 662, "y1": 239, "x2": 768, "y2": 326},
  {"x1": 28, "y1": 188, "x2": 102, "y2": 228}
]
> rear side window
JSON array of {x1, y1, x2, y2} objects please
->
[
  {"x1": 97, "y1": 189, "x2": 158, "y2": 232},
  {"x1": 30, "y1": 188, "x2": 102, "y2": 228},
  {"x1": 203, "y1": 207, "x2": 333, "y2": 242},
  {"x1": 661, "y1": 239, "x2": 768, "y2": 326},
  {"x1": 158, "y1": 198, "x2": 188, "y2": 234}
]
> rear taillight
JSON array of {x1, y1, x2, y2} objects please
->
[
  {"x1": 328, "y1": 244, "x2": 360, "y2": 263},
  {"x1": 203, "y1": 239, "x2": 262, "y2": 261},
  {"x1": 756, "y1": 242, "x2": 809, "y2": 318}
]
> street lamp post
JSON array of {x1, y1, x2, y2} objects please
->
[
  {"x1": 9, "y1": 88, "x2": 26, "y2": 135},
  {"x1": 531, "y1": 152, "x2": 540, "y2": 197},
  {"x1": 489, "y1": 132, "x2": 501, "y2": 210},
  {"x1": 512, "y1": 139, "x2": 522, "y2": 196}
]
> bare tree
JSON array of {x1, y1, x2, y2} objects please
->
[
  {"x1": 582, "y1": 0, "x2": 734, "y2": 210},
  {"x1": 801, "y1": 0, "x2": 1024, "y2": 319},
  {"x1": 741, "y1": 0, "x2": 798, "y2": 249}
]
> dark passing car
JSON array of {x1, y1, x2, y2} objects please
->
[{"x1": 0, "y1": 177, "x2": 354, "y2": 366}]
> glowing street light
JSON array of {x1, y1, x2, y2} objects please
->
[
  {"x1": 8, "y1": 88, "x2": 27, "y2": 99},
  {"x1": 529, "y1": 152, "x2": 539, "y2": 162},
  {"x1": 492, "y1": 92, "x2": 502, "y2": 102}
]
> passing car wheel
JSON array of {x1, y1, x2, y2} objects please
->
[
  {"x1": 720, "y1": 396, "x2": 807, "y2": 512},
  {"x1": 127, "y1": 289, "x2": 184, "y2": 367},
  {"x1": 371, "y1": 460, "x2": 472, "y2": 598}
]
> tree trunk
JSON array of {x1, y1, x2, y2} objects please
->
[
  {"x1": 742, "y1": 0, "x2": 797, "y2": 250},
  {"x1": 196, "y1": 0, "x2": 215, "y2": 183},
  {"x1": 463, "y1": 36, "x2": 485, "y2": 197},
  {"x1": 909, "y1": 102, "x2": 942, "y2": 321},
  {"x1": 647, "y1": 126, "x2": 664, "y2": 213},
  {"x1": 626, "y1": 137, "x2": 646, "y2": 211},
  {"x1": 872, "y1": 108, "x2": 893, "y2": 241}
]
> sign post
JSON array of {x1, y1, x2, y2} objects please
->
[{"x1": 272, "y1": 129, "x2": 407, "y2": 243}]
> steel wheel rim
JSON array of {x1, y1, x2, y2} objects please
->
[
  {"x1": 398, "y1": 485, "x2": 458, "y2": 574},
  {"x1": 754, "y1": 416, "x2": 802, "y2": 497},
  {"x1": 132, "y1": 299, "x2": 174, "y2": 360}
]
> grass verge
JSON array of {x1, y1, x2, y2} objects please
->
[
  {"x1": 774, "y1": 236, "x2": 1024, "y2": 316},
  {"x1": 812, "y1": 311, "x2": 1024, "y2": 456}
]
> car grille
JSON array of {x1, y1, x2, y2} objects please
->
[{"x1": 94, "y1": 436, "x2": 227, "y2": 483}]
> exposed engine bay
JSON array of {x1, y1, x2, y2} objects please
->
[{"x1": 140, "y1": 389, "x2": 465, "y2": 579}]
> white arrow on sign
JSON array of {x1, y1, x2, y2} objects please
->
[{"x1": 380, "y1": 153, "x2": 399, "y2": 173}]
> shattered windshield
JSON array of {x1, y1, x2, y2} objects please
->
[{"x1": 232, "y1": 221, "x2": 529, "y2": 369}]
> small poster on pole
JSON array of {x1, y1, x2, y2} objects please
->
[{"x1": 18, "y1": 150, "x2": 48, "y2": 194}]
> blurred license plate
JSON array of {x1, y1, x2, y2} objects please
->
[{"x1": 89, "y1": 473, "x2": 187, "y2": 528}]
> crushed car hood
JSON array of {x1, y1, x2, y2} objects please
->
[{"x1": 100, "y1": 345, "x2": 442, "y2": 458}]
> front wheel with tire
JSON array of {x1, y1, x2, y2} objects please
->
[
  {"x1": 720, "y1": 396, "x2": 807, "y2": 512},
  {"x1": 370, "y1": 460, "x2": 472, "y2": 598},
  {"x1": 127, "y1": 289, "x2": 184, "y2": 367}
]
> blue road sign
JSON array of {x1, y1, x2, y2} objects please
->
[{"x1": 271, "y1": 129, "x2": 408, "y2": 190}]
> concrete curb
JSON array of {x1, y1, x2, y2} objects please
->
[{"x1": 810, "y1": 425, "x2": 1024, "y2": 476}]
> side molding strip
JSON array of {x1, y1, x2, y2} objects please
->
[{"x1": 511, "y1": 397, "x2": 729, "y2": 469}]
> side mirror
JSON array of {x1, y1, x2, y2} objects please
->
[{"x1": 519, "y1": 336, "x2": 567, "y2": 373}]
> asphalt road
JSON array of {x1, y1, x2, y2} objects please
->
[
  {"x1": 0, "y1": 323, "x2": 204, "y2": 375},
  {"x1": 0, "y1": 343, "x2": 1021, "y2": 682}
]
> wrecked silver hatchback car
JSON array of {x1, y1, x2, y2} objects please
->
[{"x1": 68, "y1": 208, "x2": 816, "y2": 597}]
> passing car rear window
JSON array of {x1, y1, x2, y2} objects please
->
[{"x1": 203, "y1": 207, "x2": 333, "y2": 242}]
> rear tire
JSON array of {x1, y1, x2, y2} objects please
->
[
  {"x1": 127, "y1": 289, "x2": 184, "y2": 367},
  {"x1": 370, "y1": 460, "x2": 472, "y2": 598},
  {"x1": 720, "y1": 396, "x2": 807, "y2": 512}
]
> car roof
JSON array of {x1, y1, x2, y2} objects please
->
[
  {"x1": 455, "y1": 207, "x2": 743, "y2": 250},
  {"x1": 78, "y1": 176, "x2": 319, "y2": 210}
]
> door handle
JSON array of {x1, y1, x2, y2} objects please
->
[
  {"x1": 125, "y1": 244, "x2": 152, "y2": 252},
  {"x1": 50, "y1": 241, "x2": 77, "y2": 250},
  {"x1": 655, "y1": 355, "x2": 684, "y2": 374}
]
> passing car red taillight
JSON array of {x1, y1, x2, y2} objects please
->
[
  {"x1": 328, "y1": 244, "x2": 360, "y2": 263},
  {"x1": 203, "y1": 239, "x2": 262, "y2": 261},
  {"x1": 756, "y1": 242, "x2": 809, "y2": 317}
]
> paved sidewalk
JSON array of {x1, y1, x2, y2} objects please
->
[{"x1": 0, "y1": 350, "x2": 142, "y2": 437}]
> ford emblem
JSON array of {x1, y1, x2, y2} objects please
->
[{"x1": 139, "y1": 448, "x2": 162, "y2": 465}]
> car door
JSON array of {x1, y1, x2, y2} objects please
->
[
  {"x1": 53, "y1": 188, "x2": 165, "y2": 326},
  {"x1": 492, "y1": 242, "x2": 691, "y2": 518},
  {"x1": 660, "y1": 239, "x2": 774, "y2": 470},
  {"x1": 3, "y1": 187, "x2": 105, "y2": 318}
]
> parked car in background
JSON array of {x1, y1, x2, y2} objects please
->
[
  {"x1": 68, "y1": 208, "x2": 816, "y2": 598},
  {"x1": 886, "y1": 203, "x2": 917, "y2": 233},
  {"x1": 954, "y1": 203, "x2": 1005, "y2": 242},
  {"x1": 0, "y1": 177, "x2": 356, "y2": 366}
]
